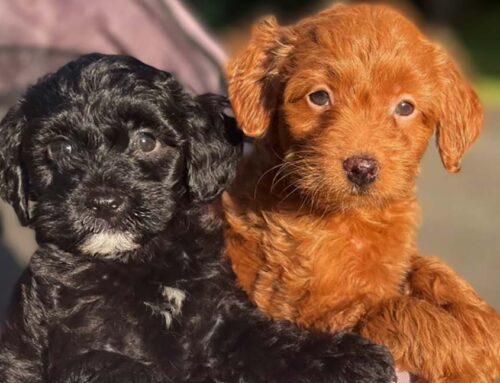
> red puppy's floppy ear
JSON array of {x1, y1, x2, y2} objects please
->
[
  {"x1": 227, "y1": 17, "x2": 294, "y2": 137},
  {"x1": 434, "y1": 47, "x2": 483, "y2": 173}
]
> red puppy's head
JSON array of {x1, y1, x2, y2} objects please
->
[{"x1": 228, "y1": 4, "x2": 483, "y2": 211}]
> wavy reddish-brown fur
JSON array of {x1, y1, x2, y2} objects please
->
[{"x1": 225, "y1": 4, "x2": 500, "y2": 382}]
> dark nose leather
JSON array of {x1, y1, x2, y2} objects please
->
[
  {"x1": 86, "y1": 192, "x2": 125, "y2": 216},
  {"x1": 343, "y1": 156, "x2": 379, "y2": 187}
]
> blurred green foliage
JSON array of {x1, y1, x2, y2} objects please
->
[
  {"x1": 454, "y1": 4, "x2": 500, "y2": 76},
  {"x1": 185, "y1": 0, "x2": 317, "y2": 29}
]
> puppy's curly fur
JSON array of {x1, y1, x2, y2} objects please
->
[
  {"x1": 0, "y1": 54, "x2": 396, "y2": 383},
  {"x1": 224, "y1": 4, "x2": 500, "y2": 382}
]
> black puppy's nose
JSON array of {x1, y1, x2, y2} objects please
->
[
  {"x1": 343, "y1": 156, "x2": 379, "y2": 187},
  {"x1": 86, "y1": 192, "x2": 125, "y2": 216}
]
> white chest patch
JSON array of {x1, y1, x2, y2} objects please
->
[
  {"x1": 162, "y1": 286, "x2": 186, "y2": 315},
  {"x1": 79, "y1": 232, "x2": 139, "y2": 256},
  {"x1": 145, "y1": 286, "x2": 186, "y2": 329}
]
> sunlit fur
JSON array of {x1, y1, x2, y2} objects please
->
[{"x1": 225, "y1": 4, "x2": 500, "y2": 382}]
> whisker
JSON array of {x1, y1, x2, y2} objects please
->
[
  {"x1": 278, "y1": 184, "x2": 301, "y2": 206},
  {"x1": 253, "y1": 163, "x2": 286, "y2": 200},
  {"x1": 270, "y1": 163, "x2": 296, "y2": 193}
]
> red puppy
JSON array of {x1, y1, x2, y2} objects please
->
[{"x1": 224, "y1": 4, "x2": 500, "y2": 382}]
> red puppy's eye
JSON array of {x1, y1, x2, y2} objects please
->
[
  {"x1": 308, "y1": 90, "x2": 331, "y2": 107},
  {"x1": 395, "y1": 101, "x2": 415, "y2": 116}
]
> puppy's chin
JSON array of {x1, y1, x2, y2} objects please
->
[
  {"x1": 304, "y1": 186, "x2": 393, "y2": 214},
  {"x1": 346, "y1": 184, "x2": 372, "y2": 197},
  {"x1": 78, "y1": 231, "x2": 140, "y2": 258}
]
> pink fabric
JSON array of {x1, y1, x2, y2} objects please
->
[
  {"x1": 0, "y1": 0, "x2": 225, "y2": 100},
  {"x1": 397, "y1": 371, "x2": 412, "y2": 383}
]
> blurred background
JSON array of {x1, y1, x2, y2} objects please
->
[{"x1": 0, "y1": 0, "x2": 499, "y2": 321}]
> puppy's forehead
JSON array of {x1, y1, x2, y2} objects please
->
[
  {"x1": 27, "y1": 87, "x2": 185, "y2": 141},
  {"x1": 296, "y1": 5, "x2": 429, "y2": 63},
  {"x1": 22, "y1": 57, "x2": 190, "y2": 125},
  {"x1": 289, "y1": 7, "x2": 435, "y2": 99},
  {"x1": 29, "y1": 100, "x2": 159, "y2": 133}
]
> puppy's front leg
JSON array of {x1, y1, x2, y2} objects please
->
[
  {"x1": 0, "y1": 270, "x2": 48, "y2": 383},
  {"x1": 360, "y1": 296, "x2": 495, "y2": 382},
  {"x1": 200, "y1": 288, "x2": 396, "y2": 383},
  {"x1": 408, "y1": 255, "x2": 500, "y2": 381}
]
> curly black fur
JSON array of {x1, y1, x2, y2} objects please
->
[{"x1": 0, "y1": 54, "x2": 396, "y2": 383}]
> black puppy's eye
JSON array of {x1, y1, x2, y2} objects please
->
[
  {"x1": 308, "y1": 90, "x2": 331, "y2": 107},
  {"x1": 47, "y1": 140, "x2": 74, "y2": 160},
  {"x1": 136, "y1": 132, "x2": 158, "y2": 153},
  {"x1": 395, "y1": 100, "x2": 415, "y2": 116}
]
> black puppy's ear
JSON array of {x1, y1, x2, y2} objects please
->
[
  {"x1": 186, "y1": 94, "x2": 243, "y2": 203},
  {"x1": 0, "y1": 104, "x2": 30, "y2": 225}
]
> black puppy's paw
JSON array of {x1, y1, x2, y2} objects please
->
[{"x1": 319, "y1": 332, "x2": 396, "y2": 383}]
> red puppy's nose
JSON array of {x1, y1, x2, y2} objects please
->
[{"x1": 343, "y1": 156, "x2": 379, "y2": 187}]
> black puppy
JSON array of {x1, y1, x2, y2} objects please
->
[{"x1": 0, "y1": 54, "x2": 395, "y2": 383}]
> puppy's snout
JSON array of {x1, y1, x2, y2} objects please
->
[
  {"x1": 343, "y1": 156, "x2": 379, "y2": 187},
  {"x1": 86, "y1": 190, "x2": 127, "y2": 217}
]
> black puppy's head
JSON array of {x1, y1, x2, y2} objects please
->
[{"x1": 0, "y1": 54, "x2": 242, "y2": 258}]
